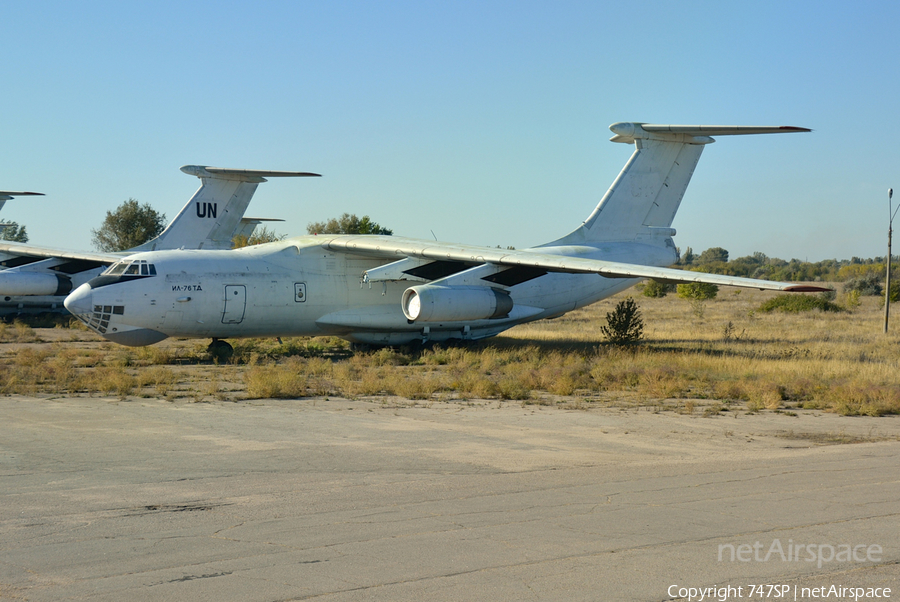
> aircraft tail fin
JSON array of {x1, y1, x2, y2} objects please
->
[
  {"x1": 548, "y1": 123, "x2": 810, "y2": 247},
  {"x1": 131, "y1": 166, "x2": 319, "y2": 251}
]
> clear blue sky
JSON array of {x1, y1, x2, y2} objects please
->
[{"x1": 2, "y1": 1, "x2": 897, "y2": 262}]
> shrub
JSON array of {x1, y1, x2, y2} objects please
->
[
  {"x1": 677, "y1": 282, "x2": 718, "y2": 318},
  {"x1": 642, "y1": 279, "x2": 675, "y2": 298},
  {"x1": 842, "y1": 272, "x2": 883, "y2": 296},
  {"x1": 758, "y1": 294, "x2": 846, "y2": 313},
  {"x1": 886, "y1": 280, "x2": 900, "y2": 303},
  {"x1": 676, "y1": 282, "x2": 719, "y2": 301},
  {"x1": 600, "y1": 297, "x2": 644, "y2": 345}
]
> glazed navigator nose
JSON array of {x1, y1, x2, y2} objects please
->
[{"x1": 64, "y1": 283, "x2": 93, "y2": 316}]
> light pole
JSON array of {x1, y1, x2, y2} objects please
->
[{"x1": 885, "y1": 188, "x2": 896, "y2": 334}]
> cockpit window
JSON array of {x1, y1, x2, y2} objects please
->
[
  {"x1": 106, "y1": 262, "x2": 129, "y2": 276},
  {"x1": 91, "y1": 259, "x2": 158, "y2": 290},
  {"x1": 102, "y1": 259, "x2": 157, "y2": 278}
]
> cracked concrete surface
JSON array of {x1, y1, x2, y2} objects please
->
[{"x1": 0, "y1": 396, "x2": 898, "y2": 601}]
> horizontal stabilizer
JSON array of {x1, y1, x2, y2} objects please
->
[
  {"x1": 608, "y1": 122, "x2": 810, "y2": 144},
  {"x1": 637, "y1": 124, "x2": 811, "y2": 135},
  {"x1": 0, "y1": 191, "x2": 44, "y2": 201},
  {"x1": 180, "y1": 166, "x2": 321, "y2": 182}
]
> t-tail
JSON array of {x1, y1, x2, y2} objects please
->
[
  {"x1": 548, "y1": 123, "x2": 810, "y2": 248},
  {"x1": 130, "y1": 166, "x2": 320, "y2": 251}
]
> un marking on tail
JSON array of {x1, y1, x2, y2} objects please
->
[{"x1": 196, "y1": 202, "x2": 217, "y2": 219}]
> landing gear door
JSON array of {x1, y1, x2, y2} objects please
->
[{"x1": 223, "y1": 285, "x2": 246, "y2": 324}]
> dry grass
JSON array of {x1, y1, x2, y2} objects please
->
[
  {"x1": 0, "y1": 321, "x2": 42, "y2": 344},
  {"x1": 0, "y1": 286, "x2": 898, "y2": 415},
  {"x1": 496, "y1": 287, "x2": 900, "y2": 415},
  {"x1": 776, "y1": 429, "x2": 900, "y2": 445},
  {"x1": 245, "y1": 363, "x2": 307, "y2": 399}
]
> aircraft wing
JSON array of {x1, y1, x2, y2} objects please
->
[
  {"x1": 0, "y1": 242, "x2": 117, "y2": 264},
  {"x1": 322, "y1": 236, "x2": 830, "y2": 292}
]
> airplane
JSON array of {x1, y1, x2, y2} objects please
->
[
  {"x1": 62, "y1": 122, "x2": 828, "y2": 352},
  {"x1": 0, "y1": 167, "x2": 318, "y2": 317}
]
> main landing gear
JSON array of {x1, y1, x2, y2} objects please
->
[{"x1": 208, "y1": 338, "x2": 234, "y2": 362}]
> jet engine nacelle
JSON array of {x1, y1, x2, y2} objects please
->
[
  {"x1": 0, "y1": 271, "x2": 71, "y2": 296},
  {"x1": 401, "y1": 285, "x2": 513, "y2": 322}
]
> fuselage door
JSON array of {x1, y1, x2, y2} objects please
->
[{"x1": 222, "y1": 285, "x2": 246, "y2": 324}]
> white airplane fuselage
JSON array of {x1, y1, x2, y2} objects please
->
[{"x1": 64, "y1": 235, "x2": 670, "y2": 346}]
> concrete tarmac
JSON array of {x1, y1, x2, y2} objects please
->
[{"x1": 1, "y1": 395, "x2": 898, "y2": 601}]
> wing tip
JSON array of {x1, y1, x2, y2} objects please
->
[{"x1": 783, "y1": 285, "x2": 833, "y2": 292}]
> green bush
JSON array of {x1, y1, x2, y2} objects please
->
[
  {"x1": 842, "y1": 272, "x2": 883, "y2": 296},
  {"x1": 888, "y1": 280, "x2": 900, "y2": 303},
  {"x1": 642, "y1": 279, "x2": 675, "y2": 298},
  {"x1": 601, "y1": 297, "x2": 644, "y2": 345},
  {"x1": 676, "y1": 282, "x2": 719, "y2": 301},
  {"x1": 758, "y1": 294, "x2": 845, "y2": 313},
  {"x1": 676, "y1": 282, "x2": 718, "y2": 318}
]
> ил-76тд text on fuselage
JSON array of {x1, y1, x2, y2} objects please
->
[{"x1": 64, "y1": 122, "x2": 828, "y2": 348}]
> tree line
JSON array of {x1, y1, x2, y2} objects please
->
[{"x1": 678, "y1": 246, "x2": 893, "y2": 284}]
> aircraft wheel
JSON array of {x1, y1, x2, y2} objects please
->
[{"x1": 208, "y1": 338, "x2": 234, "y2": 362}]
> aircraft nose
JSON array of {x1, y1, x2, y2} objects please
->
[{"x1": 64, "y1": 283, "x2": 93, "y2": 316}]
